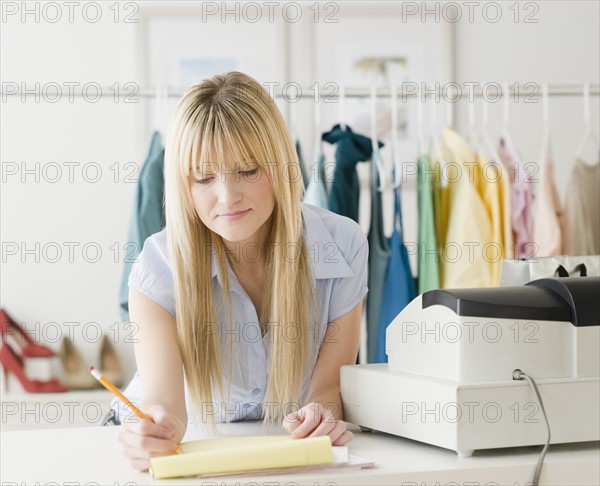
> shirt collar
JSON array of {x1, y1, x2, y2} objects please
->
[{"x1": 210, "y1": 203, "x2": 354, "y2": 283}]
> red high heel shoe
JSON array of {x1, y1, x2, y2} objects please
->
[
  {"x1": 0, "y1": 339, "x2": 69, "y2": 393},
  {"x1": 0, "y1": 308, "x2": 55, "y2": 358}
]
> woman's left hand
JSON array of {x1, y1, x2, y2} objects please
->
[{"x1": 282, "y1": 402, "x2": 353, "y2": 445}]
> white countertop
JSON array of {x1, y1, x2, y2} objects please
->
[{"x1": 1, "y1": 422, "x2": 598, "y2": 485}]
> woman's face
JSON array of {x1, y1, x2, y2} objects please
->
[{"x1": 189, "y1": 143, "x2": 276, "y2": 251}]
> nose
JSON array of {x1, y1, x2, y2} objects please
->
[{"x1": 216, "y1": 170, "x2": 243, "y2": 206}]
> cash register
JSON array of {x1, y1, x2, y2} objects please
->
[{"x1": 340, "y1": 277, "x2": 600, "y2": 456}]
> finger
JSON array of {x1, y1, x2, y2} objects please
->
[
  {"x1": 332, "y1": 430, "x2": 353, "y2": 446},
  {"x1": 307, "y1": 414, "x2": 338, "y2": 439},
  {"x1": 129, "y1": 458, "x2": 150, "y2": 472},
  {"x1": 324, "y1": 420, "x2": 347, "y2": 444},
  {"x1": 149, "y1": 406, "x2": 185, "y2": 437},
  {"x1": 309, "y1": 418, "x2": 344, "y2": 442},
  {"x1": 119, "y1": 430, "x2": 179, "y2": 455},
  {"x1": 282, "y1": 412, "x2": 302, "y2": 433},
  {"x1": 122, "y1": 444, "x2": 169, "y2": 462},
  {"x1": 123, "y1": 417, "x2": 173, "y2": 440},
  {"x1": 291, "y1": 407, "x2": 325, "y2": 439}
]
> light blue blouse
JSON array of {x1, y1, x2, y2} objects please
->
[{"x1": 110, "y1": 203, "x2": 369, "y2": 425}]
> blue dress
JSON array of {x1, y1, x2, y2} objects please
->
[
  {"x1": 374, "y1": 183, "x2": 416, "y2": 363},
  {"x1": 366, "y1": 151, "x2": 391, "y2": 362}
]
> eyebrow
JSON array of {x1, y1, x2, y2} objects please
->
[{"x1": 192, "y1": 159, "x2": 258, "y2": 176}]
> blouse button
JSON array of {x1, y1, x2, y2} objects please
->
[
  {"x1": 243, "y1": 403, "x2": 252, "y2": 409},
  {"x1": 252, "y1": 388, "x2": 261, "y2": 396}
]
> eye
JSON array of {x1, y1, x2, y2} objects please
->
[
  {"x1": 194, "y1": 176, "x2": 214, "y2": 185},
  {"x1": 240, "y1": 168, "x2": 258, "y2": 175}
]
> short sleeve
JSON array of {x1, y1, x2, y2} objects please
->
[
  {"x1": 327, "y1": 238, "x2": 369, "y2": 322},
  {"x1": 127, "y1": 231, "x2": 175, "y2": 317}
]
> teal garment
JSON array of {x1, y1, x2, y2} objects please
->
[
  {"x1": 417, "y1": 155, "x2": 440, "y2": 293},
  {"x1": 303, "y1": 153, "x2": 328, "y2": 209},
  {"x1": 296, "y1": 139, "x2": 309, "y2": 189},
  {"x1": 375, "y1": 184, "x2": 416, "y2": 363},
  {"x1": 322, "y1": 124, "x2": 382, "y2": 223},
  {"x1": 119, "y1": 131, "x2": 165, "y2": 321},
  {"x1": 366, "y1": 151, "x2": 391, "y2": 363}
]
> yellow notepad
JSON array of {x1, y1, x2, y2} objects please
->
[{"x1": 149, "y1": 435, "x2": 334, "y2": 479}]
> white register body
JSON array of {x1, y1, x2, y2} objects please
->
[{"x1": 341, "y1": 277, "x2": 600, "y2": 456}]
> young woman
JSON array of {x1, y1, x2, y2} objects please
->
[{"x1": 115, "y1": 71, "x2": 369, "y2": 472}]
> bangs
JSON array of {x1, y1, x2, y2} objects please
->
[{"x1": 186, "y1": 108, "x2": 270, "y2": 179}]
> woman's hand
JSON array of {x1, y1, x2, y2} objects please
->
[
  {"x1": 282, "y1": 402, "x2": 353, "y2": 446},
  {"x1": 117, "y1": 404, "x2": 185, "y2": 472}
]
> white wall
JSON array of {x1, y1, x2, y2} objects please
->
[
  {"x1": 1, "y1": 1, "x2": 598, "y2": 385},
  {"x1": 454, "y1": 0, "x2": 600, "y2": 201},
  {"x1": 1, "y1": 6, "x2": 144, "y2": 384}
]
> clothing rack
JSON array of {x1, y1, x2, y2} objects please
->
[{"x1": 2, "y1": 83, "x2": 599, "y2": 99}]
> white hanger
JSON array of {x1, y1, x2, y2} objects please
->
[
  {"x1": 289, "y1": 90, "x2": 298, "y2": 143},
  {"x1": 154, "y1": 85, "x2": 163, "y2": 135},
  {"x1": 540, "y1": 82, "x2": 551, "y2": 156},
  {"x1": 501, "y1": 82, "x2": 516, "y2": 150},
  {"x1": 416, "y1": 91, "x2": 425, "y2": 157},
  {"x1": 156, "y1": 85, "x2": 169, "y2": 138},
  {"x1": 575, "y1": 82, "x2": 600, "y2": 161},
  {"x1": 446, "y1": 84, "x2": 456, "y2": 129},
  {"x1": 466, "y1": 99, "x2": 480, "y2": 151},
  {"x1": 370, "y1": 84, "x2": 387, "y2": 192},
  {"x1": 339, "y1": 84, "x2": 347, "y2": 132},
  {"x1": 428, "y1": 90, "x2": 448, "y2": 188},
  {"x1": 313, "y1": 82, "x2": 324, "y2": 164},
  {"x1": 480, "y1": 99, "x2": 503, "y2": 165},
  {"x1": 390, "y1": 83, "x2": 402, "y2": 188}
]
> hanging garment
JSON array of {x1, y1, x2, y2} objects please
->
[
  {"x1": 497, "y1": 137, "x2": 534, "y2": 258},
  {"x1": 417, "y1": 155, "x2": 439, "y2": 293},
  {"x1": 437, "y1": 128, "x2": 494, "y2": 288},
  {"x1": 119, "y1": 131, "x2": 165, "y2": 321},
  {"x1": 366, "y1": 151, "x2": 391, "y2": 363},
  {"x1": 303, "y1": 153, "x2": 328, "y2": 209},
  {"x1": 497, "y1": 157, "x2": 514, "y2": 260},
  {"x1": 322, "y1": 124, "x2": 381, "y2": 223},
  {"x1": 561, "y1": 157, "x2": 600, "y2": 255},
  {"x1": 295, "y1": 139, "x2": 309, "y2": 190},
  {"x1": 533, "y1": 150, "x2": 562, "y2": 257},
  {"x1": 475, "y1": 153, "x2": 511, "y2": 285},
  {"x1": 431, "y1": 153, "x2": 450, "y2": 265},
  {"x1": 374, "y1": 185, "x2": 416, "y2": 363}
]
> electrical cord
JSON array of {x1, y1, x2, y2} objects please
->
[{"x1": 513, "y1": 369, "x2": 552, "y2": 486}]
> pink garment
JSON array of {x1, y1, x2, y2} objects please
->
[
  {"x1": 497, "y1": 137, "x2": 534, "y2": 258},
  {"x1": 533, "y1": 150, "x2": 563, "y2": 257},
  {"x1": 561, "y1": 157, "x2": 600, "y2": 255}
]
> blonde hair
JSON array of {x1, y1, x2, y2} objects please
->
[{"x1": 163, "y1": 71, "x2": 317, "y2": 433}]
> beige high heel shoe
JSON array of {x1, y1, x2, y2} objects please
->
[
  {"x1": 99, "y1": 335, "x2": 123, "y2": 388},
  {"x1": 59, "y1": 337, "x2": 99, "y2": 389}
]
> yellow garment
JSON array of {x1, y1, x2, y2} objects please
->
[
  {"x1": 436, "y1": 128, "x2": 494, "y2": 288},
  {"x1": 476, "y1": 154, "x2": 513, "y2": 283},
  {"x1": 499, "y1": 160, "x2": 514, "y2": 259}
]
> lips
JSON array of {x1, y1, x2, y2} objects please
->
[
  {"x1": 221, "y1": 209, "x2": 249, "y2": 217},
  {"x1": 217, "y1": 209, "x2": 252, "y2": 222}
]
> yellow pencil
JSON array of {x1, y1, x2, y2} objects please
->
[{"x1": 89, "y1": 366, "x2": 181, "y2": 454}]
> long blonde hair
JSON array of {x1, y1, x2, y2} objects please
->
[{"x1": 163, "y1": 71, "x2": 317, "y2": 433}]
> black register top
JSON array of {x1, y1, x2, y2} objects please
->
[{"x1": 421, "y1": 277, "x2": 599, "y2": 327}]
